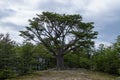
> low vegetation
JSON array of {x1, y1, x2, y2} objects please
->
[{"x1": 7, "y1": 69, "x2": 118, "y2": 80}]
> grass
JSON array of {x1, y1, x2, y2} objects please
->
[{"x1": 7, "y1": 69, "x2": 119, "y2": 80}]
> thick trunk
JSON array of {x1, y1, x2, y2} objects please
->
[{"x1": 56, "y1": 55, "x2": 64, "y2": 70}]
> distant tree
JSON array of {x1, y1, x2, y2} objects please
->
[
  {"x1": 34, "y1": 44, "x2": 54, "y2": 70},
  {"x1": 93, "y1": 43, "x2": 120, "y2": 74},
  {"x1": 113, "y1": 35, "x2": 120, "y2": 49},
  {"x1": 0, "y1": 34, "x2": 16, "y2": 79},
  {"x1": 20, "y1": 12, "x2": 98, "y2": 70},
  {"x1": 15, "y1": 42, "x2": 36, "y2": 75}
]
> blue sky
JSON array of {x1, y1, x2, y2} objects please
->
[{"x1": 0, "y1": 0, "x2": 120, "y2": 47}]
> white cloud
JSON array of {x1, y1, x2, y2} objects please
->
[
  {"x1": 83, "y1": 0, "x2": 120, "y2": 16},
  {"x1": 2, "y1": 10, "x2": 40, "y2": 26},
  {"x1": 95, "y1": 41, "x2": 112, "y2": 48},
  {"x1": 0, "y1": 0, "x2": 120, "y2": 46},
  {"x1": 0, "y1": 26, "x2": 23, "y2": 43}
]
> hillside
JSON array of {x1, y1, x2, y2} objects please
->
[{"x1": 7, "y1": 69, "x2": 119, "y2": 80}]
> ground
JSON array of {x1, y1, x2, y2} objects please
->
[{"x1": 7, "y1": 69, "x2": 119, "y2": 80}]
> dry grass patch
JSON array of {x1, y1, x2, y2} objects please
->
[{"x1": 7, "y1": 69, "x2": 119, "y2": 80}]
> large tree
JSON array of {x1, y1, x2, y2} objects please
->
[{"x1": 20, "y1": 12, "x2": 98, "y2": 70}]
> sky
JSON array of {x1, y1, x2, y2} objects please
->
[{"x1": 0, "y1": 0, "x2": 120, "y2": 47}]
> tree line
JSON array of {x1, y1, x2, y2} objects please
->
[{"x1": 0, "y1": 12, "x2": 120, "y2": 79}]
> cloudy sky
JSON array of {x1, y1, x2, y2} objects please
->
[{"x1": 0, "y1": 0, "x2": 120, "y2": 47}]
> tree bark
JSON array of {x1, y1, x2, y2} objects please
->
[{"x1": 56, "y1": 55, "x2": 64, "y2": 70}]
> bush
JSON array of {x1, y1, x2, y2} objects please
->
[
  {"x1": 78, "y1": 57, "x2": 92, "y2": 69},
  {"x1": 92, "y1": 47, "x2": 120, "y2": 74},
  {"x1": 64, "y1": 53, "x2": 92, "y2": 69},
  {"x1": 0, "y1": 69, "x2": 15, "y2": 80},
  {"x1": 64, "y1": 53, "x2": 79, "y2": 68}
]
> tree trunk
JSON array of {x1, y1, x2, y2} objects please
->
[{"x1": 56, "y1": 55, "x2": 64, "y2": 70}]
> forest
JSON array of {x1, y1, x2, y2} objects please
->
[{"x1": 0, "y1": 12, "x2": 120, "y2": 80}]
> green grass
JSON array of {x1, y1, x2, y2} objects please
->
[{"x1": 7, "y1": 69, "x2": 119, "y2": 80}]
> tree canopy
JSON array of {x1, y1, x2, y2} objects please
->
[{"x1": 20, "y1": 12, "x2": 98, "y2": 70}]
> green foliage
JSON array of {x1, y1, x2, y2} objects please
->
[
  {"x1": 78, "y1": 57, "x2": 92, "y2": 69},
  {"x1": 0, "y1": 69, "x2": 15, "y2": 79},
  {"x1": 0, "y1": 34, "x2": 16, "y2": 79},
  {"x1": 14, "y1": 42, "x2": 53, "y2": 74},
  {"x1": 64, "y1": 53, "x2": 79, "y2": 68},
  {"x1": 20, "y1": 12, "x2": 98, "y2": 70},
  {"x1": 34, "y1": 44, "x2": 52, "y2": 59},
  {"x1": 33, "y1": 44, "x2": 54, "y2": 70},
  {"x1": 64, "y1": 53, "x2": 92, "y2": 69},
  {"x1": 15, "y1": 42, "x2": 36, "y2": 75},
  {"x1": 92, "y1": 44, "x2": 120, "y2": 74}
]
